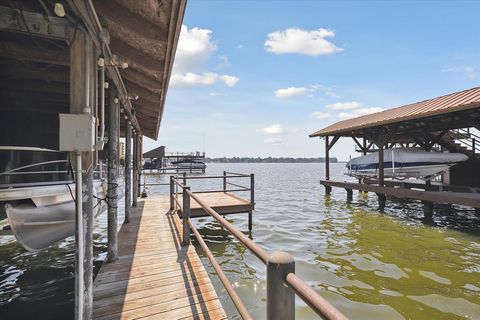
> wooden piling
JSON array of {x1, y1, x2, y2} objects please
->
[
  {"x1": 346, "y1": 189, "x2": 353, "y2": 202},
  {"x1": 132, "y1": 131, "x2": 138, "y2": 207},
  {"x1": 124, "y1": 119, "x2": 132, "y2": 223},
  {"x1": 325, "y1": 136, "x2": 332, "y2": 194},
  {"x1": 107, "y1": 85, "x2": 119, "y2": 262},
  {"x1": 70, "y1": 30, "x2": 94, "y2": 320}
]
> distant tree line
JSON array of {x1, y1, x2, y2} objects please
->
[{"x1": 204, "y1": 157, "x2": 338, "y2": 163}]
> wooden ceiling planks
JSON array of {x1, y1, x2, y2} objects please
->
[{"x1": 93, "y1": 0, "x2": 185, "y2": 139}]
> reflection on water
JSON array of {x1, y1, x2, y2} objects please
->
[{"x1": 1, "y1": 163, "x2": 480, "y2": 319}]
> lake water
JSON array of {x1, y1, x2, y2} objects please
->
[{"x1": 1, "y1": 163, "x2": 479, "y2": 319}]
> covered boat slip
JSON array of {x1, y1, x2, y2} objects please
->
[
  {"x1": 0, "y1": 1, "x2": 186, "y2": 319},
  {"x1": 93, "y1": 195, "x2": 227, "y2": 319},
  {"x1": 310, "y1": 87, "x2": 480, "y2": 213}
]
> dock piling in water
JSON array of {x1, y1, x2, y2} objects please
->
[{"x1": 107, "y1": 85, "x2": 119, "y2": 262}]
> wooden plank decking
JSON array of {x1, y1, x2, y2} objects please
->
[
  {"x1": 176, "y1": 192, "x2": 254, "y2": 217},
  {"x1": 93, "y1": 195, "x2": 227, "y2": 319}
]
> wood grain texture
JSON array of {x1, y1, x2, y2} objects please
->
[{"x1": 93, "y1": 195, "x2": 226, "y2": 319}]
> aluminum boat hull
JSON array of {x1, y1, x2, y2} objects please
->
[{"x1": 3, "y1": 181, "x2": 109, "y2": 251}]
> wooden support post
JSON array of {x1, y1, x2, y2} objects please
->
[
  {"x1": 124, "y1": 120, "x2": 131, "y2": 223},
  {"x1": 137, "y1": 135, "x2": 142, "y2": 198},
  {"x1": 132, "y1": 131, "x2": 138, "y2": 207},
  {"x1": 346, "y1": 189, "x2": 353, "y2": 202},
  {"x1": 325, "y1": 136, "x2": 332, "y2": 194},
  {"x1": 223, "y1": 171, "x2": 227, "y2": 192},
  {"x1": 249, "y1": 173, "x2": 255, "y2": 231},
  {"x1": 378, "y1": 142, "x2": 385, "y2": 188},
  {"x1": 422, "y1": 200, "x2": 434, "y2": 217},
  {"x1": 70, "y1": 31, "x2": 94, "y2": 320},
  {"x1": 169, "y1": 176, "x2": 174, "y2": 210},
  {"x1": 182, "y1": 187, "x2": 191, "y2": 246},
  {"x1": 107, "y1": 85, "x2": 119, "y2": 262},
  {"x1": 363, "y1": 137, "x2": 367, "y2": 155},
  {"x1": 377, "y1": 193, "x2": 386, "y2": 211},
  {"x1": 182, "y1": 171, "x2": 187, "y2": 186}
]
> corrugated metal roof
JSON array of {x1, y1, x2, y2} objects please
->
[{"x1": 309, "y1": 87, "x2": 480, "y2": 137}]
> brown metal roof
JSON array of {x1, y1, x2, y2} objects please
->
[{"x1": 309, "y1": 87, "x2": 480, "y2": 138}]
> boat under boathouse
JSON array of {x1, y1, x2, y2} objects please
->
[{"x1": 309, "y1": 87, "x2": 480, "y2": 214}]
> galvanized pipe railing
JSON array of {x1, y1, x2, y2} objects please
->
[
  {"x1": 188, "y1": 220, "x2": 253, "y2": 320},
  {"x1": 170, "y1": 176, "x2": 346, "y2": 320},
  {"x1": 187, "y1": 188, "x2": 269, "y2": 263}
]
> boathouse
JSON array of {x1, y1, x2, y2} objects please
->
[
  {"x1": 0, "y1": 0, "x2": 185, "y2": 318},
  {"x1": 309, "y1": 87, "x2": 480, "y2": 213}
]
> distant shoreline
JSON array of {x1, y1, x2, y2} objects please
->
[{"x1": 205, "y1": 157, "x2": 339, "y2": 163}]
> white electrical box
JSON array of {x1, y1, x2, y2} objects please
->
[{"x1": 59, "y1": 113, "x2": 96, "y2": 152}]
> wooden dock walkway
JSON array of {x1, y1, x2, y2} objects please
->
[{"x1": 93, "y1": 195, "x2": 227, "y2": 319}]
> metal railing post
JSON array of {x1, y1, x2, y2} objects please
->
[
  {"x1": 223, "y1": 171, "x2": 227, "y2": 192},
  {"x1": 267, "y1": 251, "x2": 295, "y2": 320},
  {"x1": 249, "y1": 173, "x2": 255, "y2": 231},
  {"x1": 182, "y1": 187, "x2": 191, "y2": 246},
  {"x1": 182, "y1": 171, "x2": 187, "y2": 186},
  {"x1": 169, "y1": 176, "x2": 174, "y2": 210}
]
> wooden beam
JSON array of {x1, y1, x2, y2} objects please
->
[
  {"x1": 352, "y1": 137, "x2": 364, "y2": 152},
  {"x1": 109, "y1": 36, "x2": 164, "y2": 72},
  {"x1": 0, "y1": 41, "x2": 68, "y2": 65},
  {"x1": 120, "y1": 67, "x2": 162, "y2": 91},
  {"x1": 0, "y1": 79, "x2": 69, "y2": 95},
  {"x1": 0, "y1": 5, "x2": 75, "y2": 41},
  {"x1": 124, "y1": 79, "x2": 160, "y2": 103},
  {"x1": 0, "y1": 63, "x2": 69, "y2": 82},
  {"x1": 93, "y1": 0, "x2": 168, "y2": 42},
  {"x1": 321, "y1": 180, "x2": 480, "y2": 208},
  {"x1": 328, "y1": 136, "x2": 340, "y2": 151}
]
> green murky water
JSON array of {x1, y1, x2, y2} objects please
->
[{"x1": 1, "y1": 163, "x2": 479, "y2": 319}]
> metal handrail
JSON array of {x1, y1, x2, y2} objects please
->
[
  {"x1": 224, "y1": 171, "x2": 251, "y2": 177},
  {"x1": 226, "y1": 181, "x2": 250, "y2": 190},
  {"x1": 0, "y1": 170, "x2": 70, "y2": 175},
  {"x1": 187, "y1": 188, "x2": 269, "y2": 262},
  {"x1": 172, "y1": 180, "x2": 346, "y2": 320},
  {"x1": 181, "y1": 174, "x2": 249, "y2": 180},
  {"x1": 188, "y1": 220, "x2": 253, "y2": 320},
  {"x1": 285, "y1": 273, "x2": 347, "y2": 320}
]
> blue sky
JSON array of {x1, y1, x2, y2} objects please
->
[{"x1": 143, "y1": 0, "x2": 480, "y2": 161}]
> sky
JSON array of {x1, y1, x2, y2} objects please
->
[{"x1": 143, "y1": 0, "x2": 480, "y2": 161}]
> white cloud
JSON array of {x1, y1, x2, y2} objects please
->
[
  {"x1": 339, "y1": 107, "x2": 384, "y2": 119},
  {"x1": 260, "y1": 124, "x2": 285, "y2": 135},
  {"x1": 311, "y1": 111, "x2": 331, "y2": 119},
  {"x1": 326, "y1": 101, "x2": 363, "y2": 110},
  {"x1": 237, "y1": 44, "x2": 243, "y2": 49},
  {"x1": 174, "y1": 25, "x2": 217, "y2": 73},
  {"x1": 442, "y1": 66, "x2": 478, "y2": 79},
  {"x1": 264, "y1": 138, "x2": 282, "y2": 144},
  {"x1": 170, "y1": 72, "x2": 239, "y2": 89},
  {"x1": 275, "y1": 87, "x2": 308, "y2": 98},
  {"x1": 209, "y1": 92, "x2": 226, "y2": 97},
  {"x1": 171, "y1": 25, "x2": 240, "y2": 89},
  {"x1": 265, "y1": 28, "x2": 343, "y2": 56}
]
